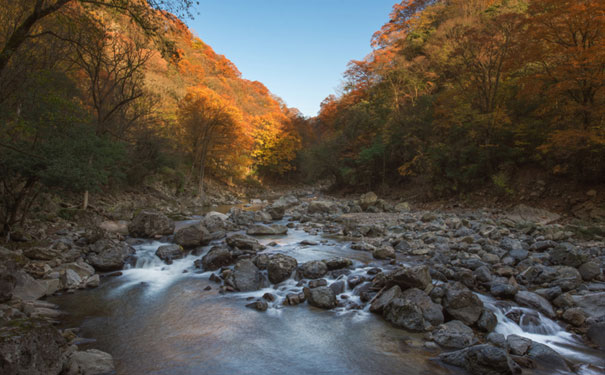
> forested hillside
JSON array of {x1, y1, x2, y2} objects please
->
[
  {"x1": 0, "y1": 0, "x2": 303, "y2": 234},
  {"x1": 301, "y1": 0, "x2": 604, "y2": 194}
]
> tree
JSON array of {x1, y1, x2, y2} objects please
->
[
  {"x1": 0, "y1": 70, "x2": 124, "y2": 235},
  {"x1": 177, "y1": 86, "x2": 244, "y2": 196},
  {"x1": 0, "y1": 0, "x2": 195, "y2": 77}
]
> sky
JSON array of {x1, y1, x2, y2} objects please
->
[{"x1": 189, "y1": 0, "x2": 397, "y2": 117}]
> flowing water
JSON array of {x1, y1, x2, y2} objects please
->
[{"x1": 50, "y1": 217, "x2": 605, "y2": 375}]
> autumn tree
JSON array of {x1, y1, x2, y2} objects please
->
[{"x1": 178, "y1": 86, "x2": 244, "y2": 196}]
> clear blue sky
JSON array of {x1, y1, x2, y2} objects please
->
[{"x1": 189, "y1": 0, "x2": 397, "y2": 117}]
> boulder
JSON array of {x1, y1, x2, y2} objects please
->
[
  {"x1": 155, "y1": 244, "x2": 185, "y2": 264},
  {"x1": 246, "y1": 224, "x2": 288, "y2": 236},
  {"x1": 400, "y1": 288, "x2": 444, "y2": 327},
  {"x1": 0, "y1": 266, "x2": 17, "y2": 303},
  {"x1": 549, "y1": 243, "x2": 585, "y2": 268},
  {"x1": 307, "y1": 201, "x2": 338, "y2": 214},
  {"x1": 128, "y1": 211, "x2": 174, "y2": 238},
  {"x1": 225, "y1": 234, "x2": 264, "y2": 251},
  {"x1": 86, "y1": 239, "x2": 134, "y2": 272},
  {"x1": 323, "y1": 257, "x2": 352, "y2": 270},
  {"x1": 226, "y1": 259, "x2": 266, "y2": 292},
  {"x1": 562, "y1": 307, "x2": 586, "y2": 326},
  {"x1": 245, "y1": 300, "x2": 269, "y2": 312},
  {"x1": 306, "y1": 286, "x2": 337, "y2": 309},
  {"x1": 200, "y1": 247, "x2": 234, "y2": 271},
  {"x1": 0, "y1": 319, "x2": 66, "y2": 375},
  {"x1": 587, "y1": 315, "x2": 605, "y2": 349},
  {"x1": 439, "y1": 344, "x2": 515, "y2": 375},
  {"x1": 359, "y1": 192, "x2": 378, "y2": 210},
  {"x1": 265, "y1": 206, "x2": 285, "y2": 221},
  {"x1": 514, "y1": 291, "x2": 555, "y2": 318},
  {"x1": 201, "y1": 212, "x2": 231, "y2": 232},
  {"x1": 98, "y1": 220, "x2": 129, "y2": 235},
  {"x1": 578, "y1": 262, "x2": 601, "y2": 281},
  {"x1": 433, "y1": 320, "x2": 477, "y2": 349},
  {"x1": 267, "y1": 254, "x2": 297, "y2": 284},
  {"x1": 572, "y1": 292, "x2": 605, "y2": 319},
  {"x1": 61, "y1": 269, "x2": 82, "y2": 289},
  {"x1": 373, "y1": 246, "x2": 395, "y2": 260},
  {"x1": 12, "y1": 271, "x2": 48, "y2": 301},
  {"x1": 442, "y1": 282, "x2": 484, "y2": 325},
  {"x1": 490, "y1": 283, "x2": 518, "y2": 299},
  {"x1": 526, "y1": 341, "x2": 570, "y2": 372},
  {"x1": 386, "y1": 265, "x2": 431, "y2": 291},
  {"x1": 370, "y1": 285, "x2": 402, "y2": 314},
  {"x1": 174, "y1": 224, "x2": 211, "y2": 248},
  {"x1": 383, "y1": 297, "x2": 427, "y2": 332},
  {"x1": 66, "y1": 349, "x2": 115, "y2": 375},
  {"x1": 300, "y1": 260, "x2": 328, "y2": 279},
  {"x1": 506, "y1": 334, "x2": 531, "y2": 356}
]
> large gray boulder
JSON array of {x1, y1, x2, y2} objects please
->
[
  {"x1": 439, "y1": 344, "x2": 514, "y2": 375},
  {"x1": 526, "y1": 341, "x2": 570, "y2": 372},
  {"x1": 246, "y1": 224, "x2": 288, "y2": 236},
  {"x1": 0, "y1": 319, "x2": 66, "y2": 375},
  {"x1": 514, "y1": 291, "x2": 555, "y2": 318},
  {"x1": 86, "y1": 239, "x2": 134, "y2": 272},
  {"x1": 300, "y1": 260, "x2": 328, "y2": 279},
  {"x1": 383, "y1": 297, "x2": 427, "y2": 332},
  {"x1": 572, "y1": 292, "x2": 605, "y2": 319},
  {"x1": 155, "y1": 244, "x2": 185, "y2": 264},
  {"x1": 307, "y1": 201, "x2": 338, "y2": 214},
  {"x1": 66, "y1": 349, "x2": 115, "y2": 375},
  {"x1": 442, "y1": 282, "x2": 484, "y2": 325},
  {"x1": 386, "y1": 265, "x2": 431, "y2": 291},
  {"x1": 12, "y1": 271, "x2": 47, "y2": 301},
  {"x1": 226, "y1": 234, "x2": 264, "y2": 251},
  {"x1": 370, "y1": 285, "x2": 402, "y2": 314},
  {"x1": 306, "y1": 286, "x2": 337, "y2": 309},
  {"x1": 587, "y1": 315, "x2": 605, "y2": 349},
  {"x1": 267, "y1": 254, "x2": 297, "y2": 284},
  {"x1": 226, "y1": 259, "x2": 266, "y2": 292},
  {"x1": 199, "y1": 246, "x2": 234, "y2": 271},
  {"x1": 128, "y1": 211, "x2": 174, "y2": 238},
  {"x1": 549, "y1": 243, "x2": 585, "y2": 267},
  {"x1": 400, "y1": 288, "x2": 444, "y2": 327},
  {"x1": 433, "y1": 320, "x2": 477, "y2": 349},
  {"x1": 174, "y1": 224, "x2": 211, "y2": 248}
]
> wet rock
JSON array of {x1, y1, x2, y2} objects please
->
[
  {"x1": 308, "y1": 279, "x2": 328, "y2": 288},
  {"x1": 572, "y1": 292, "x2": 605, "y2": 319},
  {"x1": 174, "y1": 224, "x2": 211, "y2": 248},
  {"x1": 0, "y1": 319, "x2": 66, "y2": 375},
  {"x1": 347, "y1": 275, "x2": 365, "y2": 289},
  {"x1": 386, "y1": 265, "x2": 431, "y2": 291},
  {"x1": 155, "y1": 244, "x2": 185, "y2": 264},
  {"x1": 300, "y1": 260, "x2": 328, "y2": 279},
  {"x1": 246, "y1": 224, "x2": 288, "y2": 236},
  {"x1": 267, "y1": 254, "x2": 297, "y2": 284},
  {"x1": 433, "y1": 320, "x2": 477, "y2": 349},
  {"x1": 526, "y1": 341, "x2": 570, "y2": 372},
  {"x1": 285, "y1": 293, "x2": 306, "y2": 306},
  {"x1": 442, "y1": 282, "x2": 484, "y2": 325},
  {"x1": 66, "y1": 349, "x2": 115, "y2": 375},
  {"x1": 514, "y1": 291, "x2": 555, "y2": 318},
  {"x1": 61, "y1": 269, "x2": 82, "y2": 290},
  {"x1": 550, "y1": 266, "x2": 582, "y2": 291},
  {"x1": 265, "y1": 206, "x2": 285, "y2": 220},
  {"x1": 506, "y1": 334, "x2": 531, "y2": 356},
  {"x1": 329, "y1": 280, "x2": 345, "y2": 295},
  {"x1": 323, "y1": 257, "x2": 352, "y2": 270},
  {"x1": 245, "y1": 300, "x2": 269, "y2": 312},
  {"x1": 306, "y1": 286, "x2": 337, "y2": 309},
  {"x1": 473, "y1": 266, "x2": 493, "y2": 283},
  {"x1": 477, "y1": 309, "x2": 498, "y2": 332},
  {"x1": 263, "y1": 293, "x2": 276, "y2": 302},
  {"x1": 587, "y1": 315, "x2": 605, "y2": 349},
  {"x1": 86, "y1": 239, "x2": 134, "y2": 272},
  {"x1": 383, "y1": 297, "x2": 426, "y2": 332},
  {"x1": 553, "y1": 293, "x2": 575, "y2": 309},
  {"x1": 534, "y1": 286, "x2": 562, "y2": 301},
  {"x1": 128, "y1": 211, "x2": 174, "y2": 238},
  {"x1": 488, "y1": 332, "x2": 506, "y2": 348},
  {"x1": 373, "y1": 246, "x2": 395, "y2": 260},
  {"x1": 439, "y1": 344, "x2": 515, "y2": 375},
  {"x1": 578, "y1": 262, "x2": 601, "y2": 281},
  {"x1": 201, "y1": 212, "x2": 231, "y2": 232},
  {"x1": 562, "y1": 307, "x2": 585, "y2": 326},
  {"x1": 226, "y1": 260, "x2": 266, "y2": 292},
  {"x1": 401, "y1": 288, "x2": 444, "y2": 327},
  {"x1": 370, "y1": 285, "x2": 402, "y2": 314},
  {"x1": 85, "y1": 274, "x2": 100, "y2": 288},
  {"x1": 226, "y1": 234, "x2": 263, "y2": 251},
  {"x1": 490, "y1": 283, "x2": 518, "y2": 299},
  {"x1": 200, "y1": 246, "x2": 233, "y2": 271}
]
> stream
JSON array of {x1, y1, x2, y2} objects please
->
[{"x1": 50, "y1": 215, "x2": 605, "y2": 375}]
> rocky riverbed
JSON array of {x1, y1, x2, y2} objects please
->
[{"x1": 1, "y1": 192, "x2": 604, "y2": 375}]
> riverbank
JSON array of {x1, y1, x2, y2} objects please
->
[{"x1": 1, "y1": 189, "x2": 604, "y2": 374}]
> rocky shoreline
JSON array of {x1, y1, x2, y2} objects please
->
[{"x1": 1, "y1": 192, "x2": 604, "y2": 375}]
